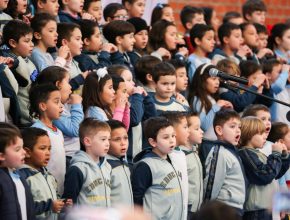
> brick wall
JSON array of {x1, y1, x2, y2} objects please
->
[{"x1": 168, "y1": 0, "x2": 290, "y2": 32}]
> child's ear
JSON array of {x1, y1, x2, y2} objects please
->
[
  {"x1": 124, "y1": 1, "x2": 131, "y2": 10},
  {"x1": 214, "y1": 125, "x2": 223, "y2": 137},
  {"x1": 83, "y1": 38, "x2": 90, "y2": 46},
  {"x1": 62, "y1": 0, "x2": 69, "y2": 6},
  {"x1": 185, "y1": 22, "x2": 193, "y2": 30},
  {"x1": 275, "y1": 36, "x2": 282, "y2": 45},
  {"x1": 0, "y1": 152, "x2": 5, "y2": 162},
  {"x1": 194, "y1": 37, "x2": 201, "y2": 46},
  {"x1": 8, "y1": 39, "x2": 17, "y2": 49},
  {"x1": 62, "y1": 38, "x2": 68, "y2": 46},
  {"x1": 39, "y1": 102, "x2": 47, "y2": 112},
  {"x1": 245, "y1": 13, "x2": 252, "y2": 22},
  {"x1": 146, "y1": 73, "x2": 153, "y2": 82},
  {"x1": 34, "y1": 32, "x2": 42, "y2": 40},
  {"x1": 24, "y1": 147, "x2": 32, "y2": 158},
  {"x1": 148, "y1": 138, "x2": 157, "y2": 148},
  {"x1": 116, "y1": 36, "x2": 123, "y2": 45},
  {"x1": 223, "y1": 36, "x2": 230, "y2": 44},
  {"x1": 37, "y1": 0, "x2": 45, "y2": 9},
  {"x1": 83, "y1": 136, "x2": 91, "y2": 147}
]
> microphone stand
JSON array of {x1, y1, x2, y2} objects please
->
[{"x1": 220, "y1": 81, "x2": 290, "y2": 108}]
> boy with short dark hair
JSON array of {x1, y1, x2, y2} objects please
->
[
  {"x1": 103, "y1": 3, "x2": 128, "y2": 23},
  {"x1": 63, "y1": 118, "x2": 112, "y2": 206},
  {"x1": 1, "y1": 20, "x2": 38, "y2": 126},
  {"x1": 0, "y1": 123, "x2": 36, "y2": 220},
  {"x1": 151, "y1": 61, "x2": 189, "y2": 114},
  {"x1": 132, "y1": 116, "x2": 185, "y2": 220},
  {"x1": 223, "y1": 11, "x2": 244, "y2": 25},
  {"x1": 242, "y1": 0, "x2": 267, "y2": 25},
  {"x1": 203, "y1": 109, "x2": 246, "y2": 215},
  {"x1": 106, "y1": 120, "x2": 133, "y2": 207}
]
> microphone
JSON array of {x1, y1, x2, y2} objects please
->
[
  {"x1": 209, "y1": 68, "x2": 249, "y2": 85},
  {"x1": 286, "y1": 111, "x2": 290, "y2": 122}
]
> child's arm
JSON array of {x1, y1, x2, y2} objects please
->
[
  {"x1": 239, "y1": 148, "x2": 283, "y2": 185},
  {"x1": 122, "y1": 104, "x2": 130, "y2": 131},
  {"x1": 270, "y1": 65, "x2": 289, "y2": 94},
  {"x1": 62, "y1": 166, "x2": 84, "y2": 204},
  {"x1": 129, "y1": 92, "x2": 145, "y2": 127},
  {"x1": 142, "y1": 95, "x2": 157, "y2": 121},
  {"x1": 131, "y1": 162, "x2": 152, "y2": 206}
]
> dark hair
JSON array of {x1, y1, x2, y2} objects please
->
[
  {"x1": 213, "y1": 109, "x2": 240, "y2": 130},
  {"x1": 223, "y1": 11, "x2": 242, "y2": 24},
  {"x1": 103, "y1": 3, "x2": 125, "y2": 21},
  {"x1": 218, "y1": 22, "x2": 241, "y2": 46},
  {"x1": 35, "y1": 66, "x2": 68, "y2": 85},
  {"x1": 121, "y1": 0, "x2": 137, "y2": 5},
  {"x1": 169, "y1": 58, "x2": 186, "y2": 70},
  {"x1": 29, "y1": 83, "x2": 59, "y2": 119},
  {"x1": 21, "y1": 127, "x2": 48, "y2": 150},
  {"x1": 111, "y1": 74, "x2": 125, "y2": 91},
  {"x1": 144, "y1": 117, "x2": 173, "y2": 140},
  {"x1": 107, "y1": 64, "x2": 129, "y2": 76},
  {"x1": 242, "y1": 104, "x2": 270, "y2": 117},
  {"x1": 242, "y1": 0, "x2": 267, "y2": 20},
  {"x1": 135, "y1": 55, "x2": 162, "y2": 85},
  {"x1": 150, "y1": 3, "x2": 170, "y2": 26},
  {"x1": 31, "y1": 0, "x2": 46, "y2": 10},
  {"x1": 162, "y1": 111, "x2": 187, "y2": 126},
  {"x1": 239, "y1": 22, "x2": 254, "y2": 34},
  {"x1": 268, "y1": 122, "x2": 289, "y2": 143},
  {"x1": 188, "y1": 64, "x2": 217, "y2": 114},
  {"x1": 0, "y1": 123, "x2": 21, "y2": 153},
  {"x1": 103, "y1": 20, "x2": 135, "y2": 44},
  {"x1": 79, "y1": 19, "x2": 99, "y2": 41},
  {"x1": 57, "y1": 22, "x2": 80, "y2": 48},
  {"x1": 152, "y1": 61, "x2": 176, "y2": 82},
  {"x1": 253, "y1": 23, "x2": 267, "y2": 34},
  {"x1": 83, "y1": 0, "x2": 100, "y2": 11},
  {"x1": 190, "y1": 24, "x2": 214, "y2": 47},
  {"x1": 180, "y1": 6, "x2": 204, "y2": 29},
  {"x1": 107, "y1": 119, "x2": 126, "y2": 130},
  {"x1": 2, "y1": 20, "x2": 33, "y2": 47},
  {"x1": 82, "y1": 72, "x2": 112, "y2": 116},
  {"x1": 79, "y1": 118, "x2": 111, "y2": 151},
  {"x1": 262, "y1": 59, "x2": 281, "y2": 74},
  {"x1": 4, "y1": 0, "x2": 26, "y2": 19},
  {"x1": 202, "y1": 7, "x2": 214, "y2": 26},
  {"x1": 239, "y1": 60, "x2": 261, "y2": 79},
  {"x1": 148, "y1": 19, "x2": 176, "y2": 52},
  {"x1": 268, "y1": 23, "x2": 290, "y2": 50},
  {"x1": 31, "y1": 13, "x2": 57, "y2": 43}
]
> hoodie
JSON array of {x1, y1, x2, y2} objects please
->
[{"x1": 63, "y1": 150, "x2": 111, "y2": 207}]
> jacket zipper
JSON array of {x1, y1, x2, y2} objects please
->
[
  {"x1": 123, "y1": 163, "x2": 133, "y2": 204},
  {"x1": 99, "y1": 167, "x2": 108, "y2": 207}
]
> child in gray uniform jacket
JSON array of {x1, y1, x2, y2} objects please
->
[{"x1": 132, "y1": 117, "x2": 185, "y2": 220}]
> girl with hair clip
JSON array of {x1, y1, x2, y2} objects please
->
[
  {"x1": 188, "y1": 63, "x2": 233, "y2": 140},
  {"x1": 122, "y1": 0, "x2": 145, "y2": 18},
  {"x1": 150, "y1": 3, "x2": 174, "y2": 26},
  {"x1": 148, "y1": 19, "x2": 188, "y2": 61},
  {"x1": 268, "y1": 23, "x2": 290, "y2": 64},
  {"x1": 82, "y1": 68, "x2": 130, "y2": 129}
]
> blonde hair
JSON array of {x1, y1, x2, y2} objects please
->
[
  {"x1": 240, "y1": 116, "x2": 265, "y2": 146},
  {"x1": 216, "y1": 59, "x2": 241, "y2": 76}
]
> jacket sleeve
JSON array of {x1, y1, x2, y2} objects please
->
[
  {"x1": 142, "y1": 95, "x2": 157, "y2": 120},
  {"x1": 62, "y1": 166, "x2": 84, "y2": 204},
  {"x1": 239, "y1": 149, "x2": 282, "y2": 185},
  {"x1": 276, "y1": 153, "x2": 290, "y2": 179},
  {"x1": 34, "y1": 199, "x2": 53, "y2": 215},
  {"x1": 69, "y1": 74, "x2": 85, "y2": 91},
  {"x1": 97, "y1": 51, "x2": 112, "y2": 67},
  {"x1": 254, "y1": 87, "x2": 274, "y2": 107},
  {"x1": 53, "y1": 104, "x2": 84, "y2": 137},
  {"x1": 110, "y1": 51, "x2": 125, "y2": 65},
  {"x1": 129, "y1": 94, "x2": 144, "y2": 127},
  {"x1": 131, "y1": 161, "x2": 152, "y2": 206},
  {"x1": 271, "y1": 70, "x2": 288, "y2": 95}
]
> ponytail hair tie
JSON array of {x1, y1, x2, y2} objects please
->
[
  {"x1": 96, "y1": 67, "x2": 108, "y2": 81},
  {"x1": 200, "y1": 63, "x2": 212, "y2": 75}
]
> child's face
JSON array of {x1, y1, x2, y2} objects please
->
[
  {"x1": 210, "y1": 10, "x2": 220, "y2": 32},
  {"x1": 199, "y1": 30, "x2": 215, "y2": 53},
  {"x1": 188, "y1": 116, "x2": 203, "y2": 145},
  {"x1": 86, "y1": 1, "x2": 102, "y2": 22},
  {"x1": 109, "y1": 127, "x2": 128, "y2": 157},
  {"x1": 155, "y1": 75, "x2": 176, "y2": 101},
  {"x1": 227, "y1": 29, "x2": 243, "y2": 51},
  {"x1": 247, "y1": 11, "x2": 266, "y2": 25},
  {"x1": 161, "y1": 6, "x2": 174, "y2": 23},
  {"x1": 26, "y1": 135, "x2": 51, "y2": 169},
  {"x1": 11, "y1": 33, "x2": 34, "y2": 57},
  {"x1": 248, "y1": 70, "x2": 263, "y2": 86},
  {"x1": 266, "y1": 64, "x2": 281, "y2": 84},
  {"x1": 126, "y1": 0, "x2": 145, "y2": 18},
  {"x1": 257, "y1": 33, "x2": 268, "y2": 50},
  {"x1": 120, "y1": 69, "x2": 135, "y2": 95},
  {"x1": 278, "y1": 29, "x2": 290, "y2": 51},
  {"x1": 215, "y1": 117, "x2": 241, "y2": 146},
  {"x1": 39, "y1": 0, "x2": 60, "y2": 16},
  {"x1": 134, "y1": 30, "x2": 148, "y2": 50},
  {"x1": 243, "y1": 24, "x2": 259, "y2": 48},
  {"x1": 66, "y1": 28, "x2": 83, "y2": 56},
  {"x1": 255, "y1": 110, "x2": 271, "y2": 138},
  {"x1": 0, "y1": 0, "x2": 9, "y2": 10},
  {"x1": 100, "y1": 79, "x2": 115, "y2": 106},
  {"x1": 89, "y1": 130, "x2": 111, "y2": 160},
  {"x1": 283, "y1": 129, "x2": 290, "y2": 151},
  {"x1": 57, "y1": 73, "x2": 72, "y2": 103},
  {"x1": 115, "y1": 81, "x2": 129, "y2": 104},
  {"x1": 85, "y1": 27, "x2": 102, "y2": 52},
  {"x1": 38, "y1": 20, "x2": 58, "y2": 48},
  {"x1": 164, "y1": 25, "x2": 177, "y2": 50},
  {"x1": 150, "y1": 126, "x2": 176, "y2": 159},
  {"x1": 0, "y1": 137, "x2": 25, "y2": 169},
  {"x1": 174, "y1": 117, "x2": 189, "y2": 146},
  {"x1": 111, "y1": 9, "x2": 128, "y2": 21},
  {"x1": 175, "y1": 67, "x2": 188, "y2": 92},
  {"x1": 16, "y1": 0, "x2": 27, "y2": 14},
  {"x1": 65, "y1": 0, "x2": 84, "y2": 14},
  {"x1": 190, "y1": 13, "x2": 205, "y2": 28},
  {"x1": 248, "y1": 132, "x2": 267, "y2": 148},
  {"x1": 118, "y1": 32, "x2": 135, "y2": 52},
  {"x1": 205, "y1": 76, "x2": 219, "y2": 94},
  {"x1": 41, "y1": 90, "x2": 63, "y2": 120}
]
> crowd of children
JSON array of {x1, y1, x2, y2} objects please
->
[{"x1": 0, "y1": 0, "x2": 290, "y2": 219}]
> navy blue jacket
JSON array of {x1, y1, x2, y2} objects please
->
[{"x1": 58, "y1": 11, "x2": 80, "y2": 24}]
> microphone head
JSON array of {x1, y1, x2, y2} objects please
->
[
  {"x1": 286, "y1": 110, "x2": 290, "y2": 122},
  {"x1": 208, "y1": 68, "x2": 218, "y2": 77}
]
